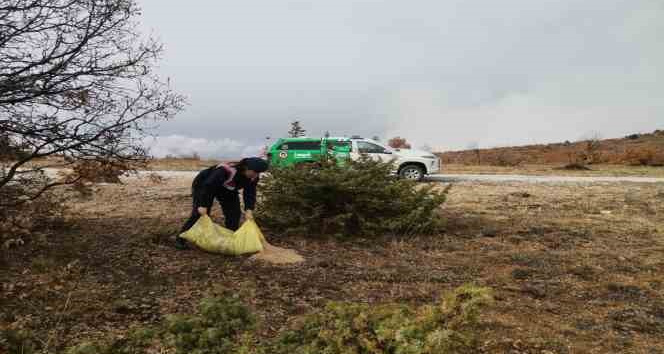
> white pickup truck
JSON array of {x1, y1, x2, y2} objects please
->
[{"x1": 347, "y1": 137, "x2": 441, "y2": 181}]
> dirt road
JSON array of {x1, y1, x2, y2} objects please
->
[{"x1": 138, "y1": 170, "x2": 664, "y2": 184}]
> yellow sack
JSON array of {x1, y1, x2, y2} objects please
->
[{"x1": 179, "y1": 215, "x2": 264, "y2": 255}]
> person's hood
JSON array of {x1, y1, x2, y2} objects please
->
[{"x1": 243, "y1": 157, "x2": 269, "y2": 172}]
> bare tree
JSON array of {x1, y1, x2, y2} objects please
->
[
  {"x1": 0, "y1": 0, "x2": 185, "y2": 206},
  {"x1": 388, "y1": 136, "x2": 411, "y2": 149},
  {"x1": 574, "y1": 133, "x2": 602, "y2": 166}
]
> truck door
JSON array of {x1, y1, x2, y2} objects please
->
[
  {"x1": 325, "y1": 139, "x2": 351, "y2": 165},
  {"x1": 288, "y1": 140, "x2": 323, "y2": 165},
  {"x1": 353, "y1": 141, "x2": 395, "y2": 162}
]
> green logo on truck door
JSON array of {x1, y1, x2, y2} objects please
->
[{"x1": 294, "y1": 152, "x2": 312, "y2": 159}]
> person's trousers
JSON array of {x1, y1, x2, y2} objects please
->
[{"x1": 179, "y1": 189, "x2": 242, "y2": 235}]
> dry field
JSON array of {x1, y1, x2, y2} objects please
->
[
  {"x1": 443, "y1": 163, "x2": 664, "y2": 178},
  {"x1": 1, "y1": 176, "x2": 664, "y2": 353},
  {"x1": 146, "y1": 157, "x2": 225, "y2": 171}
]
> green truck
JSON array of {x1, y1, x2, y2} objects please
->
[
  {"x1": 266, "y1": 136, "x2": 441, "y2": 180},
  {"x1": 267, "y1": 137, "x2": 352, "y2": 168}
]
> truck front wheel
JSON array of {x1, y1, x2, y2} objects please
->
[{"x1": 399, "y1": 164, "x2": 424, "y2": 181}]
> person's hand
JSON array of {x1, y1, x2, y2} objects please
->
[
  {"x1": 244, "y1": 210, "x2": 254, "y2": 220},
  {"x1": 197, "y1": 207, "x2": 208, "y2": 216}
]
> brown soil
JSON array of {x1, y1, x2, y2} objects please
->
[{"x1": 1, "y1": 176, "x2": 663, "y2": 353}]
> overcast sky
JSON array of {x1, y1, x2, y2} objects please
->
[{"x1": 139, "y1": 0, "x2": 663, "y2": 158}]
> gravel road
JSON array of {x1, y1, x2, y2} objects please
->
[{"x1": 138, "y1": 170, "x2": 664, "y2": 184}]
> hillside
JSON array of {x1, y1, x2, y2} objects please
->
[{"x1": 439, "y1": 130, "x2": 664, "y2": 167}]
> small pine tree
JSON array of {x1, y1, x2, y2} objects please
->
[
  {"x1": 258, "y1": 157, "x2": 448, "y2": 237},
  {"x1": 324, "y1": 131, "x2": 331, "y2": 138},
  {"x1": 288, "y1": 121, "x2": 306, "y2": 138}
]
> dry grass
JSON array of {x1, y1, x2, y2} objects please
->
[
  {"x1": 146, "y1": 157, "x2": 226, "y2": 171},
  {"x1": 443, "y1": 163, "x2": 664, "y2": 178},
  {"x1": 25, "y1": 156, "x2": 227, "y2": 172},
  {"x1": 145, "y1": 159, "x2": 664, "y2": 178},
  {"x1": 1, "y1": 177, "x2": 663, "y2": 353},
  {"x1": 440, "y1": 129, "x2": 664, "y2": 168}
]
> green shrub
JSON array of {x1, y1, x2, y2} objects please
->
[
  {"x1": 163, "y1": 296, "x2": 257, "y2": 354},
  {"x1": 270, "y1": 284, "x2": 493, "y2": 354},
  {"x1": 258, "y1": 158, "x2": 449, "y2": 237},
  {"x1": 66, "y1": 342, "x2": 107, "y2": 354},
  {"x1": 65, "y1": 327, "x2": 160, "y2": 354},
  {"x1": 1, "y1": 329, "x2": 37, "y2": 354},
  {"x1": 62, "y1": 286, "x2": 492, "y2": 354},
  {"x1": 65, "y1": 294, "x2": 258, "y2": 354}
]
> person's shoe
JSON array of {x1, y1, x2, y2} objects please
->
[{"x1": 175, "y1": 236, "x2": 190, "y2": 250}]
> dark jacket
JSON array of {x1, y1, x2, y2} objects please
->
[{"x1": 192, "y1": 165, "x2": 258, "y2": 211}]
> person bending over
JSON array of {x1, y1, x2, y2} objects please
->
[{"x1": 176, "y1": 157, "x2": 268, "y2": 250}]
